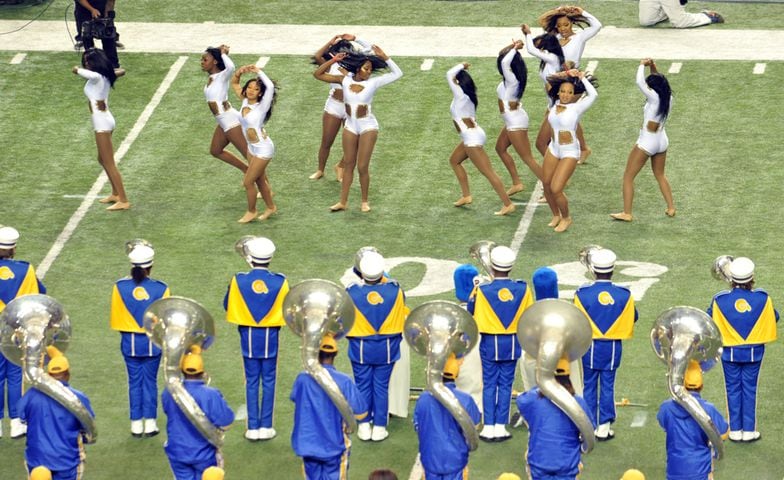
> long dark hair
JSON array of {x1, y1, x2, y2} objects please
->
[
  {"x1": 541, "y1": 13, "x2": 590, "y2": 35},
  {"x1": 533, "y1": 34, "x2": 565, "y2": 73},
  {"x1": 312, "y1": 39, "x2": 356, "y2": 64},
  {"x1": 205, "y1": 47, "x2": 226, "y2": 71},
  {"x1": 497, "y1": 48, "x2": 528, "y2": 100},
  {"x1": 82, "y1": 48, "x2": 117, "y2": 86},
  {"x1": 645, "y1": 73, "x2": 673, "y2": 120},
  {"x1": 455, "y1": 69, "x2": 478, "y2": 108},
  {"x1": 131, "y1": 266, "x2": 151, "y2": 284},
  {"x1": 338, "y1": 53, "x2": 389, "y2": 76},
  {"x1": 546, "y1": 74, "x2": 598, "y2": 104},
  {"x1": 242, "y1": 77, "x2": 278, "y2": 122}
]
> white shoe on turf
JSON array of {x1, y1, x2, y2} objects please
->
[
  {"x1": 357, "y1": 422, "x2": 372, "y2": 441},
  {"x1": 371, "y1": 426, "x2": 389, "y2": 442}
]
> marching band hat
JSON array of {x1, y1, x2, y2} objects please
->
[
  {"x1": 30, "y1": 467, "x2": 53, "y2": 480},
  {"x1": 182, "y1": 349, "x2": 204, "y2": 375},
  {"x1": 532, "y1": 267, "x2": 559, "y2": 300},
  {"x1": 590, "y1": 249, "x2": 616, "y2": 274},
  {"x1": 443, "y1": 354, "x2": 461, "y2": 380},
  {"x1": 128, "y1": 245, "x2": 154, "y2": 268},
  {"x1": 0, "y1": 226, "x2": 20, "y2": 249},
  {"x1": 684, "y1": 360, "x2": 703, "y2": 389},
  {"x1": 320, "y1": 334, "x2": 338, "y2": 353},
  {"x1": 453, "y1": 264, "x2": 480, "y2": 302},
  {"x1": 247, "y1": 237, "x2": 275, "y2": 264},
  {"x1": 621, "y1": 469, "x2": 646, "y2": 480},
  {"x1": 359, "y1": 251, "x2": 385, "y2": 282},
  {"x1": 729, "y1": 257, "x2": 754, "y2": 284},
  {"x1": 490, "y1": 246, "x2": 516, "y2": 272},
  {"x1": 202, "y1": 466, "x2": 225, "y2": 480},
  {"x1": 555, "y1": 357, "x2": 570, "y2": 376},
  {"x1": 46, "y1": 346, "x2": 70, "y2": 374}
]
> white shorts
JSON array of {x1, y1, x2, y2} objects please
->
[
  {"x1": 248, "y1": 137, "x2": 275, "y2": 159},
  {"x1": 323, "y1": 96, "x2": 346, "y2": 120},
  {"x1": 215, "y1": 108, "x2": 242, "y2": 132},
  {"x1": 502, "y1": 109, "x2": 530, "y2": 131},
  {"x1": 344, "y1": 114, "x2": 379, "y2": 135},
  {"x1": 460, "y1": 126, "x2": 487, "y2": 148},
  {"x1": 91, "y1": 111, "x2": 115, "y2": 132},
  {"x1": 636, "y1": 129, "x2": 669, "y2": 156}
]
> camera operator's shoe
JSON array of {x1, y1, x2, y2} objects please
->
[
  {"x1": 116, "y1": 41, "x2": 125, "y2": 50},
  {"x1": 702, "y1": 10, "x2": 724, "y2": 23},
  {"x1": 114, "y1": 68, "x2": 126, "y2": 77},
  {"x1": 74, "y1": 41, "x2": 83, "y2": 51}
]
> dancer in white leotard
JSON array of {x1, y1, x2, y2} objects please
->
[
  {"x1": 73, "y1": 48, "x2": 129, "y2": 211},
  {"x1": 313, "y1": 45, "x2": 402, "y2": 213},
  {"x1": 231, "y1": 65, "x2": 278, "y2": 224},
  {"x1": 611, "y1": 59, "x2": 675, "y2": 222},
  {"x1": 542, "y1": 70, "x2": 598, "y2": 232},
  {"x1": 202, "y1": 45, "x2": 248, "y2": 175},
  {"x1": 447, "y1": 63, "x2": 514, "y2": 216}
]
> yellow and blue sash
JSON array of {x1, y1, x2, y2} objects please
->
[
  {"x1": 712, "y1": 289, "x2": 777, "y2": 346},
  {"x1": 346, "y1": 282, "x2": 409, "y2": 337},
  {"x1": 110, "y1": 277, "x2": 170, "y2": 333},
  {"x1": 226, "y1": 269, "x2": 288, "y2": 327},
  {"x1": 574, "y1": 282, "x2": 635, "y2": 340},
  {"x1": 471, "y1": 279, "x2": 532, "y2": 334},
  {"x1": 0, "y1": 259, "x2": 43, "y2": 312}
]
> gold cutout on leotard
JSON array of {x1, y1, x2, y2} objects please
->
[
  {"x1": 349, "y1": 84, "x2": 364, "y2": 93},
  {"x1": 247, "y1": 128, "x2": 260, "y2": 143},
  {"x1": 646, "y1": 121, "x2": 660, "y2": 133},
  {"x1": 453, "y1": 120, "x2": 461, "y2": 133},
  {"x1": 331, "y1": 89, "x2": 344, "y2": 102},
  {"x1": 509, "y1": 101, "x2": 520, "y2": 111},
  {"x1": 87, "y1": 101, "x2": 93, "y2": 113},
  {"x1": 558, "y1": 130, "x2": 574, "y2": 144},
  {"x1": 241, "y1": 106, "x2": 252, "y2": 117},
  {"x1": 96, "y1": 100, "x2": 107, "y2": 112},
  {"x1": 208, "y1": 101, "x2": 219, "y2": 115},
  {"x1": 222, "y1": 101, "x2": 232, "y2": 111},
  {"x1": 462, "y1": 117, "x2": 476, "y2": 129},
  {"x1": 206, "y1": 77, "x2": 213, "y2": 87},
  {"x1": 555, "y1": 105, "x2": 567, "y2": 114},
  {"x1": 498, "y1": 99, "x2": 505, "y2": 114},
  {"x1": 356, "y1": 104, "x2": 368, "y2": 118}
]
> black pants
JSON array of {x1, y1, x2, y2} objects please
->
[{"x1": 75, "y1": 5, "x2": 120, "y2": 68}]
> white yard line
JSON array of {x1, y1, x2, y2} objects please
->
[
  {"x1": 420, "y1": 58, "x2": 434, "y2": 71},
  {"x1": 256, "y1": 56, "x2": 270, "y2": 68},
  {"x1": 753, "y1": 63, "x2": 766, "y2": 74},
  {"x1": 510, "y1": 182, "x2": 545, "y2": 254},
  {"x1": 9, "y1": 53, "x2": 26, "y2": 64},
  {"x1": 37, "y1": 56, "x2": 189, "y2": 279},
  {"x1": 668, "y1": 62, "x2": 682, "y2": 74}
]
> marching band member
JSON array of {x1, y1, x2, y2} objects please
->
[
  {"x1": 201, "y1": 45, "x2": 249, "y2": 175},
  {"x1": 224, "y1": 237, "x2": 289, "y2": 441},
  {"x1": 162, "y1": 346, "x2": 234, "y2": 480},
  {"x1": 290, "y1": 335, "x2": 367, "y2": 480},
  {"x1": 19, "y1": 347, "x2": 95, "y2": 480},
  {"x1": 345, "y1": 251, "x2": 409, "y2": 441},
  {"x1": 110, "y1": 243, "x2": 170, "y2": 437},
  {"x1": 573, "y1": 248, "x2": 637, "y2": 440},
  {"x1": 468, "y1": 246, "x2": 533, "y2": 442},
  {"x1": 611, "y1": 59, "x2": 675, "y2": 222},
  {"x1": 707, "y1": 257, "x2": 778, "y2": 442},
  {"x1": 517, "y1": 358, "x2": 593, "y2": 479},
  {"x1": 413, "y1": 354, "x2": 481, "y2": 480},
  {"x1": 0, "y1": 226, "x2": 46, "y2": 439},
  {"x1": 453, "y1": 264, "x2": 483, "y2": 409},
  {"x1": 73, "y1": 48, "x2": 129, "y2": 210},
  {"x1": 446, "y1": 62, "x2": 515, "y2": 216},
  {"x1": 230, "y1": 64, "x2": 278, "y2": 223},
  {"x1": 657, "y1": 361, "x2": 728, "y2": 480},
  {"x1": 313, "y1": 45, "x2": 403, "y2": 213}
]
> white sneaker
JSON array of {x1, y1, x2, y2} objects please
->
[
  {"x1": 0, "y1": 421, "x2": 3, "y2": 438},
  {"x1": 244, "y1": 428, "x2": 260, "y2": 441},
  {"x1": 595, "y1": 422, "x2": 611, "y2": 440},
  {"x1": 357, "y1": 422, "x2": 372, "y2": 441},
  {"x1": 729, "y1": 430, "x2": 743, "y2": 442},
  {"x1": 10, "y1": 418, "x2": 26, "y2": 438},
  {"x1": 479, "y1": 425, "x2": 495, "y2": 442},
  {"x1": 258, "y1": 427, "x2": 277, "y2": 440},
  {"x1": 742, "y1": 431, "x2": 761, "y2": 442},
  {"x1": 131, "y1": 420, "x2": 144, "y2": 437},
  {"x1": 371, "y1": 426, "x2": 389, "y2": 442},
  {"x1": 143, "y1": 418, "x2": 159, "y2": 437},
  {"x1": 494, "y1": 424, "x2": 512, "y2": 442}
]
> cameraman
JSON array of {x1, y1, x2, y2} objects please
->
[{"x1": 76, "y1": 0, "x2": 123, "y2": 73}]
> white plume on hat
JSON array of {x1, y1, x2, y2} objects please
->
[
  {"x1": 590, "y1": 249, "x2": 616, "y2": 274},
  {"x1": 128, "y1": 245, "x2": 154, "y2": 268},
  {"x1": 490, "y1": 246, "x2": 516, "y2": 272},
  {"x1": 0, "y1": 226, "x2": 20, "y2": 249},
  {"x1": 729, "y1": 257, "x2": 754, "y2": 283},
  {"x1": 359, "y1": 251, "x2": 385, "y2": 281},
  {"x1": 248, "y1": 237, "x2": 275, "y2": 264}
]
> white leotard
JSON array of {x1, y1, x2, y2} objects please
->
[
  {"x1": 341, "y1": 58, "x2": 403, "y2": 135},
  {"x1": 240, "y1": 71, "x2": 276, "y2": 159},
  {"x1": 558, "y1": 11, "x2": 602, "y2": 68},
  {"x1": 547, "y1": 77, "x2": 597, "y2": 159},
  {"x1": 77, "y1": 67, "x2": 115, "y2": 132},
  {"x1": 204, "y1": 53, "x2": 241, "y2": 131},
  {"x1": 496, "y1": 48, "x2": 530, "y2": 131},
  {"x1": 525, "y1": 33, "x2": 562, "y2": 89},
  {"x1": 635, "y1": 64, "x2": 671, "y2": 155},
  {"x1": 447, "y1": 63, "x2": 486, "y2": 147}
]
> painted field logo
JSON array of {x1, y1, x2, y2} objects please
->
[
  {"x1": 252, "y1": 280, "x2": 269, "y2": 294},
  {"x1": 132, "y1": 287, "x2": 150, "y2": 301},
  {"x1": 0, "y1": 266, "x2": 14, "y2": 280},
  {"x1": 367, "y1": 291, "x2": 384, "y2": 305},
  {"x1": 734, "y1": 298, "x2": 752, "y2": 313},
  {"x1": 598, "y1": 291, "x2": 615, "y2": 305},
  {"x1": 498, "y1": 288, "x2": 514, "y2": 302}
]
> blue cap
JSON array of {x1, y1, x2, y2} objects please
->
[
  {"x1": 532, "y1": 267, "x2": 558, "y2": 300},
  {"x1": 453, "y1": 264, "x2": 479, "y2": 302}
]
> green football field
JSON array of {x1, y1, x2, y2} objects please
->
[{"x1": 1, "y1": 1, "x2": 784, "y2": 479}]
